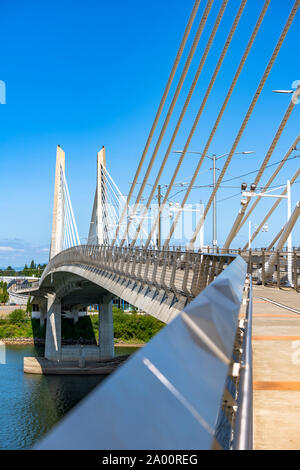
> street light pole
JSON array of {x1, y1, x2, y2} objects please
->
[
  {"x1": 248, "y1": 221, "x2": 251, "y2": 250},
  {"x1": 287, "y1": 179, "x2": 292, "y2": 285},
  {"x1": 157, "y1": 184, "x2": 161, "y2": 249},
  {"x1": 241, "y1": 180, "x2": 293, "y2": 285},
  {"x1": 212, "y1": 154, "x2": 217, "y2": 250}
]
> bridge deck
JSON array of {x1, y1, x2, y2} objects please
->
[{"x1": 252, "y1": 286, "x2": 300, "y2": 450}]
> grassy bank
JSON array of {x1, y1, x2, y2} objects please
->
[{"x1": 0, "y1": 308, "x2": 164, "y2": 344}]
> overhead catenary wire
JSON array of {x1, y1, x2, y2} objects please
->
[
  {"x1": 162, "y1": 0, "x2": 271, "y2": 248},
  {"x1": 111, "y1": 0, "x2": 201, "y2": 246},
  {"x1": 187, "y1": 0, "x2": 299, "y2": 249},
  {"x1": 221, "y1": 153, "x2": 300, "y2": 184},
  {"x1": 120, "y1": 0, "x2": 215, "y2": 247}
]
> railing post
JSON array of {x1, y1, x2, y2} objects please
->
[
  {"x1": 191, "y1": 252, "x2": 201, "y2": 297},
  {"x1": 294, "y1": 251, "x2": 298, "y2": 292},
  {"x1": 136, "y1": 247, "x2": 144, "y2": 282},
  {"x1": 130, "y1": 247, "x2": 137, "y2": 280},
  {"x1": 145, "y1": 249, "x2": 152, "y2": 286},
  {"x1": 160, "y1": 249, "x2": 168, "y2": 291},
  {"x1": 170, "y1": 250, "x2": 179, "y2": 295},
  {"x1": 197, "y1": 254, "x2": 210, "y2": 293},
  {"x1": 277, "y1": 251, "x2": 280, "y2": 289},
  {"x1": 261, "y1": 249, "x2": 265, "y2": 286},
  {"x1": 181, "y1": 251, "x2": 191, "y2": 296},
  {"x1": 119, "y1": 247, "x2": 126, "y2": 276},
  {"x1": 151, "y1": 249, "x2": 160, "y2": 287},
  {"x1": 248, "y1": 249, "x2": 252, "y2": 275},
  {"x1": 208, "y1": 255, "x2": 217, "y2": 285}
]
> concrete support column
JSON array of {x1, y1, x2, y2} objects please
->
[
  {"x1": 45, "y1": 294, "x2": 62, "y2": 361},
  {"x1": 39, "y1": 304, "x2": 47, "y2": 327},
  {"x1": 99, "y1": 296, "x2": 114, "y2": 360},
  {"x1": 71, "y1": 306, "x2": 79, "y2": 324}
]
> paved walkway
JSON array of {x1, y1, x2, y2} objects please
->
[{"x1": 252, "y1": 286, "x2": 300, "y2": 450}]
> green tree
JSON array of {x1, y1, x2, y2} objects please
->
[
  {"x1": 8, "y1": 309, "x2": 27, "y2": 323},
  {"x1": 26, "y1": 297, "x2": 33, "y2": 316}
]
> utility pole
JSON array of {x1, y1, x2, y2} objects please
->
[
  {"x1": 248, "y1": 221, "x2": 251, "y2": 250},
  {"x1": 157, "y1": 184, "x2": 161, "y2": 249}
]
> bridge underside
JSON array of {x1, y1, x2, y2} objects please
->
[{"x1": 32, "y1": 265, "x2": 188, "y2": 324}]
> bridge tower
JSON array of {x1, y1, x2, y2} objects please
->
[
  {"x1": 88, "y1": 146, "x2": 109, "y2": 245},
  {"x1": 50, "y1": 145, "x2": 65, "y2": 259}
]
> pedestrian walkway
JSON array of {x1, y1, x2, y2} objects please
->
[{"x1": 252, "y1": 286, "x2": 300, "y2": 450}]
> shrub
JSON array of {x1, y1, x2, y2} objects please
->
[{"x1": 8, "y1": 309, "x2": 27, "y2": 323}]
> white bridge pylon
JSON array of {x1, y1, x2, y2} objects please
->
[
  {"x1": 88, "y1": 146, "x2": 154, "y2": 246},
  {"x1": 50, "y1": 145, "x2": 80, "y2": 259},
  {"x1": 50, "y1": 145, "x2": 154, "y2": 258}
]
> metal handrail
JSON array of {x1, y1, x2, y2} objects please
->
[
  {"x1": 13, "y1": 281, "x2": 40, "y2": 292},
  {"x1": 36, "y1": 254, "x2": 247, "y2": 450},
  {"x1": 36, "y1": 245, "x2": 237, "y2": 298},
  {"x1": 233, "y1": 274, "x2": 253, "y2": 450}
]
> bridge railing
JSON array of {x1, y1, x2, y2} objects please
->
[
  {"x1": 40, "y1": 245, "x2": 237, "y2": 300},
  {"x1": 226, "y1": 249, "x2": 300, "y2": 290},
  {"x1": 13, "y1": 280, "x2": 40, "y2": 292},
  {"x1": 36, "y1": 252, "x2": 249, "y2": 450}
]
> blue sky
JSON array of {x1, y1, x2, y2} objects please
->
[{"x1": 0, "y1": 0, "x2": 299, "y2": 267}]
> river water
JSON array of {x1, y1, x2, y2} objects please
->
[{"x1": 0, "y1": 344, "x2": 139, "y2": 450}]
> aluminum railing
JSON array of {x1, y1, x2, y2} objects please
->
[
  {"x1": 37, "y1": 245, "x2": 237, "y2": 300},
  {"x1": 35, "y1": 253, "x2": 249, "y2": 450},
  {"x1": 13, "y1": 281, "x2": 40, "y2": 292},
  {"x1": 233, "y1": 274, "x2": 253, "y2": 450}
]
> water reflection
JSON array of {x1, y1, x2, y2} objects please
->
[{"x1": 0, "y1": 344, "x2": 139, "y2": 449}]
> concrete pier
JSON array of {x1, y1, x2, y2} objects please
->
[
  {"x1": 24, "y1": 355, "x2": 130, "y2": 375},
  {"x1": 99, "y1": 297, "x2": 114, "y2": 360},
  {"x1": 252, "y1": 286, "x2": 300, "y2": 450},
  {"x1": 71, "y1": 306, "x2": 79, "y2": 324},
  {"x1": 45, "y1": 294, "x2": 61, "y2": 361},
  {"x1": 39, "y1": 304, "x2": 47, "y2": 327}
]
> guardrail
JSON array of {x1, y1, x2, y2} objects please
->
[
  {"x1": 236, "y1": 249, "x2": 299, "y2": 290},
  {"x1": 233, "y1": 274, "x2": 253, "y2": 450},
  {"x1": 13, "y1": 281, "x2": 40, "y2": 292},
  {"x1": 37, "y1": 245, "x2": 237, "y2": 300},
  {"x1": 35, "y1": 253, "x2": 248, "y2": 450},
  {"x1": 198, "y1": 248, "x2": 299, "y2": 290}
]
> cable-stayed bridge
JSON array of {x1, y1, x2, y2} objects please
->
[{"x1": 16, "y1": 0, "x2": 300, "y2": 450}]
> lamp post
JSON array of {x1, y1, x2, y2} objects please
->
[
  {"x1": 173, "y1": 150, "x2": 254, "y2": 250},
  {"x1": 241, "y1": 181, "x2": 292, "y2": 285}
]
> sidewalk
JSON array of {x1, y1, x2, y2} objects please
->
[{"x1": 252, "y1": 286, "x2": 300, "y2": 450}]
